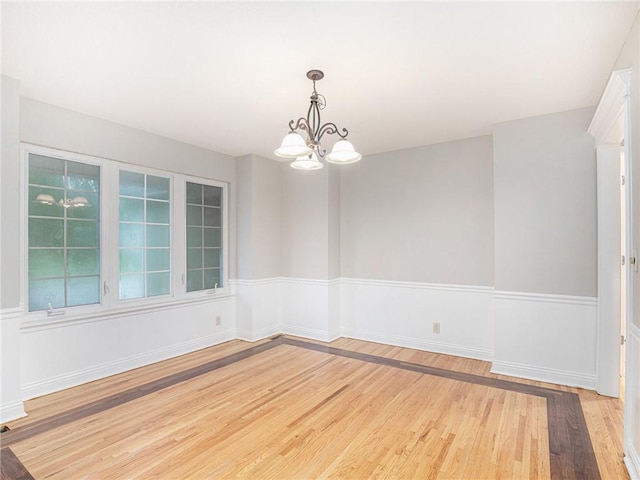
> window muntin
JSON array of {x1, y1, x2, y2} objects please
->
[
  {"x1": 118, "y1": 171, "x2": 171, "y2": 300},
  {"x1": 27, "y1": 154, "x2": 101, "y2": 312},
  {"x1": 185, "y1": 182, "x2": 223, "y2": 292}
]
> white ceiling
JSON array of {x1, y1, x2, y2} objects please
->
[{"x1": 2, "y1": 1, "x2": 638, "y2": 160}]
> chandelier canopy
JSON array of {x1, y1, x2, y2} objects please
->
[{"x1": 275, "y1": 69, "x2": 362, "y2": 170}]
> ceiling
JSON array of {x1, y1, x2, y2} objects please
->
[{"x1": 2, "y1": 1, "x2": 639, "y2": 160}]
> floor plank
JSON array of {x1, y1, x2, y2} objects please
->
[{"x1": 0, "y1": 336, "x2": 628, "y2": 479}]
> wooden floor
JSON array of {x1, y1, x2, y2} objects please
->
[{"x1": 0, "y1": 336, "x2": 628, "y2": 479}]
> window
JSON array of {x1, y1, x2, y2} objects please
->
[
  {"x1": 119, "y1": 171, "x2": 171, "y2": 300},
  {"x1": 186, "y1": 182, "x2": 223, "y2": 292},
  {"x1": 23, "y1": 145, "x2": 229, "y2": 318},
  {"x1": 27, "y1": 154, "x2": 101, "y2": 312}
]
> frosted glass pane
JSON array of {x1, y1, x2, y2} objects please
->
[
  {"x1": 187, "y1": 205, "x2": 202, "y2": 226},
  {"x1": 146, "y1": 225, "x2": 169, "y2": 247},
  {"x1": 120, "y1": 248, "x2": 143, "y2": 273},
  {"x1": 203, "y1": 185, "x2": 222, "y2": 207},
  {"x1": 203, "y1": 248, "x2": 221, "y2": 268},
  {"x1": 187, "y1": 182, "x2": 202, "y2": 205},
  {"x1": 119, "y1": 197, "x2": 144, "y2": 222},
  {"x1": 67, "y1": 220, "x2": 98, "y2": 247},
  {"x1": 29, "y1": 278, "x2": 65, "y2": 311},
  {"x1": 29, "y1": 186, "x2": 64, "y2": 218},
  {"x1": 67, "y1": 161, "x2": 100, "y2": 193},
  {"x1": 204, "y1": 227, "x2": 221, "y2": 248},
  {"x1": 147, "y1": 249, "x2": 170, "y2": 271},
  {"x1": 147, "y1": 175, "x2": 170, "y2": 200},
  {"x1": 203, "y1": 207, "x2": 221, "y2": 227},
  {"x1": 187, "y1": 248, "x2": 203, "y2": 269},
  {"x1": 187, "y1": 270, "x2": 203, "y2": 292},
  {"x1": 67, "y1": 249, "x2": 99, "y2": 276},
  {"x1": 186, "y1": 182, "x2": 202, "y2": 204},
  {"x1": 203, "y1": 268, "x2": 220, "y2": 289},
  {"x1": 29, "y1": 218, "x2": 64, "y2": 247},
  {"x1": 29, "y1": 249, "x2": 64, "y2": 278},
  {"x1": 187, "y1": 227, "x2": 202, "y2": 247},
  {"x1": 120, "y1": 274, "x2": 144, "y2": 299},
  {"x1": 29, "y1": 154, "x2": 64, "y2": 187},
  {"x1": 120, "y1": 223, "x2": 144, "y2": 247},
  {"x1": 146, "y1": 272, "x2": 170, "y2": 296},
  {"x1": 147, "y1": 200, "x2": 170, "y2": 224},
  {"x1": 66, "y1": 191, "x2": 99, "y2": 220},
  {"x1": 67, "y1": 276, "x2": 100, "y2": 307},
  {"x1": 119, "y1": 171, "x2": 144, "y2": 197}
]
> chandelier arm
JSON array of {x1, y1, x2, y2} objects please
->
[
  {"x1": 289, "y1": 117, "x2": 311, "y2": 135},
  {"x1": 316, "y1": 123, "x2": 349, "y2": 143}
]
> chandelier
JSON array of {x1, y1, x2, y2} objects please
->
[{"x1": 275, "y1": 69, "x2": 362, "y2": 170}]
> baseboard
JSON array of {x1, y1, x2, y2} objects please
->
[
  {"x1": 0, "y1": 400, "x2": 26, "y2": 423},
  {"x1": 21, "y1": 330, "x2": 235, "y2": 400},
  {"x1": 281, "y1": 324, "x2": 341, "y2": 343},
  {"x1": 490, "y1": 360, "x2": 597, "y2": 390},
  {"x1": 236, "y1": 325, "x2": 280, "y2": 342},
  {"x1": 343, "y1": 329, "x2": 493, "y2": 361},
  {"x1": 625, "y1": 443, "x2": 640, "y2": 480}
]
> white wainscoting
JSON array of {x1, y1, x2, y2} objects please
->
[
  {"x1": 233, "y1": 278, "x2": 281, "y2": 341},
  {"x1": 492, "y1": 291, "x2": 598, "y2": 389},
  {"x1": 280, "y1": 278, "x2": 342, "y2": 342},
  {"x1": 20, "y1": 296, "x2": 237, "y2": 400},
  {"x1": 1, "y1": 307, "x2": 26, "y2": 421},
  {"x1": 340, "y1": 278, "x2": 494, "y2": 360}
]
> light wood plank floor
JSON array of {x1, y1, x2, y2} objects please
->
[{"x1": 0, "y1": 336, "x2": 628, "y2": 479}]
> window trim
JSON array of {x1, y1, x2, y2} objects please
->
[{"x1": 20, "y1": 143, "x2": 231, "y2": 324}]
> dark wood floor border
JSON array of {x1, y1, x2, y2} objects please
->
[
  {"x1": 0, "y1": 448, "x2": 34, "y2": 480},
  {"x1": 1, "y1": 335, "x2": 600, "y2": 479}
]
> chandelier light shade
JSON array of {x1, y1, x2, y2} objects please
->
[
  {"x1": 326, "y1": 139, "x2": 362, "y2": 164},
  {"x1": 290, "y1": 151, "x2": 324, "y2": 170},
  {"x1": 276, "y1": 69, "x2": 361, "y2": 169},
  {"x1": 35, "y1": 193, "x2": 90, "y2": 208},
  {"x1": 274, "y1": 132, "x2": 312, "y2": 158}
]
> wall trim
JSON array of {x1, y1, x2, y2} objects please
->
[
  {"x1": 625, "y1": 440, "x2": 640, "y2": 480},
  {"x1": 0, "y1": 400, "x2": 27, "y2": 422},
  {"x1": 588, "y1": 67, "x2": 631, "y2": 144},
  {"x1": 491, "y1": 360, "x2": 597, "y2": 390},
  {"x1": 21, "y1": 330, "x2": 235, "y2": 401},
  {"x1": 0, "y1": 306, "x2": 22, "y2": 321},
  {"x1": 236, "y1": 325, "x2": 280, "y2": 342},
  {"x1": 342, "y1": 277, "x2": 493, "y2": 294},
  {"x1": 343, "y1": 328, "x2": 493, "y2": 361},
  {"x1": 494, "y1": 290, "x2": 598, "y2": 306},
  {"x1": 281, "y1": 324, "x2": 341, "y2": 343},
  {"x1": 20, "y1": 294, "x2": 235, "y2": 333}
]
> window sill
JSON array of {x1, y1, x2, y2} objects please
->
[{"x1": 20, "y1": 292, "x2": 235, "y2": 332}]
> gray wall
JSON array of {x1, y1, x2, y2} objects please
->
[
  {"x1": 236, "y1": 154, "x2": 282, "y2": 280},
  {"x1": 339, "y1": 135, "x2": 495, "y2": 286},
  {"x1": 493, "y1": 107, "x2": 597, "y2": 297},
  {"x1": 19, "y1": 98, "x2": 238, "y2": 280},
  {"x1": 1, "y1": 76, "x2": 21, "y2": 308},
  {"x1": 280, "y1": 166, "x2": 331, "y2": 279}
]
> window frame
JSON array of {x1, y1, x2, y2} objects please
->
[
  {"x1": 20, "y1": 144, "x2": 230, "y2": 324},
  {"x1": 182, "y1": 175, "x2": 229, "y2": 298}
]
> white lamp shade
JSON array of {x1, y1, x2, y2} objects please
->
[
  {"x1": 71, "y1": 196, "x2": 89, "y2": 207},
  {"x1": 34, "y1": 193, "x2": 56, "y2": 205},
  {"x1": 325, "y1": 140, "x2": 362, "y2": 164},
  {"x1": 275, "y1": 133, "x2": 313, "y2": 158},
  {"x1": 290, "y1": 152, "x2": 324, "y2": 170}
]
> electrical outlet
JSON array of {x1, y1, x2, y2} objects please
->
[
  {"x1": 215, "y1": 315, "x2": 221, "y2": 326},
  {"x1": 433, "y1": 322, "x2": 440, "y2": 334}
]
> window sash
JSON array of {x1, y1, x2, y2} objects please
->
[{"x1": 22, "y1": 144, "x2": 230, "y2": 321}]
